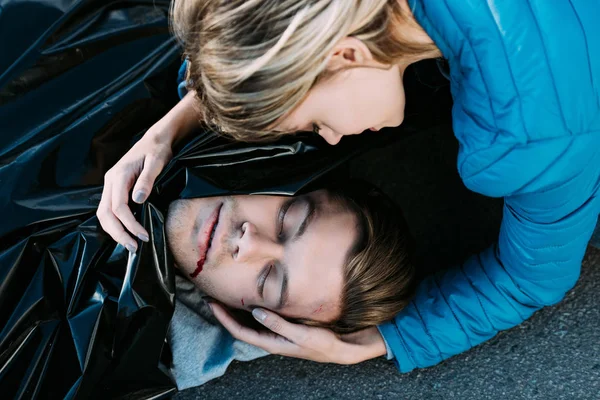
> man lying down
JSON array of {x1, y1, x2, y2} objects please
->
[{"x1": 164, "y1": 181, "x2": 415, "y2": 389}]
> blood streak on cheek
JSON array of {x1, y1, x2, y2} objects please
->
[
  {"x1": 312, "y1": 304, "x2": 323, "y2": 314},
  {"x1": 241, "y1": 298, "x2": 245, "y2": 306},
  {"x1": 190, "y1": 256, "x2": 205, "y2": 278}
]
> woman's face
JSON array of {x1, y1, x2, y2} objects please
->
[{"x1": 276, "y1": 63, "x2": 407, "y2": 145}]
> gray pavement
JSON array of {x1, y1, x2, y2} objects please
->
[{"x1": 175, "y1": 124, "x2": 600, "y2": 400}]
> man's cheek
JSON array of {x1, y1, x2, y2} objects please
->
[
  {"x1": 193, "y1": 274, "x2": 217, "y2": 297},
  {"x1": 195, "y1": 273, "x2": 238, "y2": 304},
  {"x1": 215, "y1": 280, "x2": 250, "y2": 310}
]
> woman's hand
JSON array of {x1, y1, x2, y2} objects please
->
[
  {"x1": 97, "y1": 126, "x2": 173, "y2": 251},
  {"x1": 210, "y1": 303, "x2": 387, "y2": 365},
  {"x1": 97, "y1": 91, "x2": 201, "y2": 251}
]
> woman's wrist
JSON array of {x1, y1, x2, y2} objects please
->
[
  {"x1": 173, "y1": 90, "x2": 203, "y2": 140},
  {"x1": 364, "y1": 331, "x2": 388, "y2": 360},
  {"x1": 339, "y1": 326, "x2": 387, "y2": 364},
  {"x1": 150, "y1": 91, "x2": 202, "y2": 147}
]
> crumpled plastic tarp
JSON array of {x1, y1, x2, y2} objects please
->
[{"x1": 0, "y1": 1, "x2": 452, "y2": 398}]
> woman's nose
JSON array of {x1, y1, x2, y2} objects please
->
[
  {"x1": 233, "y1": 222, "x2": 283, "y2": 262},
  {"x1": 318, "y1": 126, "x2": 342, "y2": 145}
]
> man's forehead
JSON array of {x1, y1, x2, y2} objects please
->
[{"x1": 308, "y1": 189, "x2": 349, "y2": 213}]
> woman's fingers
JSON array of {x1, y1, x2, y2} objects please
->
[
  {"x1": 110, "y1": 168, "x2": 149, "y2": 242},
  {"x1": 97, "y1": 161, "x2": 150, "y2": 248},
  {"x1": 251, "y1": 308, "x2": 306, "y2": 345},
  {"x1": 346, "y1": 327, "x2": 387, "y2": 359},
  {"x1": 210, "y1": 303, "x2": 296, "y2": 354},
  {"x1": 97, "y1": 185, "x2": 138, "y2": 252},
  {"x1": 132, "y1": 156, "x2": 165, "y2": 204},
  {"x1": 210, "y1": 303, "x2": 261, "y2": 341},
  {"x1": 210, "y1": 304, "x2": 385, "y2": 364},
  {"x1": 96, "y1": 119, "x2": 174, "y2": 249}
]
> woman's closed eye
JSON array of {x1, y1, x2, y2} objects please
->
[{"x1": 312, "y1": 123, "x2": 320, "y2": 135}]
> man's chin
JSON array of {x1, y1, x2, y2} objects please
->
[
  {"x1": 189, "y1": 273, "x2": 218, "y2": 298},
  {"x1": 173, "y1": 263, "x2": 187, "y2": 274},
  {"x1": 174, "y1": 263, "x2": 197, "y2": 281}
]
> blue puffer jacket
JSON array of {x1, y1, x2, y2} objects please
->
[{"x1": 378, "y1": 0, "x2": 600, "y2": 371}]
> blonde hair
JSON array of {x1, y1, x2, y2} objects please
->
[{"x1": 171, "y1": 0, "x2": 437, "y2": 141}]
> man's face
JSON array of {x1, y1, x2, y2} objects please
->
[{"x1": 165, "y1": 190, "x2": 358, "y2": 323}]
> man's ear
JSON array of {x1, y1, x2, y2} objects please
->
[{"x1": 326, "y1": 37, "x2": 374, "y2": 72}]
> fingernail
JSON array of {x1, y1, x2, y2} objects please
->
[
  {"x1": 133, "y1": 190, "x2": 146, "y2": 203},
  {"x1": 206, "y1": 302, "x2": 214, "y2": 313},
  {"x1": 125, "y1": 243, "x2": 137, "y2": 253},
  {"x1": 252, "y1": 308, "x2": 267, "y2": 322},
  {"x1": 138, "y1": 233, "x2": 149, "y2": 242}
]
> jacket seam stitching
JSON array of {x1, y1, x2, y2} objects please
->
[
  {"x1": 460, "y1": 145, "x2": 516, "y2": 181},
  {"x1": 440, "y1": 0, "x2": 499, "y2": 148},
  {"x1": 460, "y1": 129, "x2": 600, "y2": 183},
  {"x1": 566, "y1": 0, "x2": 600, "y2": 112},
  {"x1": 413, "y1": 298, "x2": 444, "y2": 361},
  {"x1": 392, "y1": 316, "x2": 416, "y2": 368},
  {"x1": 459, "y1": 261, "x2": 494, "y2": 331},
  {"x1": 433, "y1": 275, "x2": 474, "y2": 348},
  {"x1": 523, "y1": 227, "x2": 590, "y2": 251},
  {"x1": 486, "y1": 248, "x2": 527, "y2": 320},
  {"x1": 502, "y1": 140, "x2": 574, "y2": 195},
  {"x1": 523, "y1": 1, "x2": 570, "y2": 134},
  {"x1": 481, "y1": 1, "x2": 530, "y2": 140}
]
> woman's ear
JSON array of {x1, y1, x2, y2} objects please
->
[{"x1": 326, "y1": 37, "x2": 374, "y2": 72}]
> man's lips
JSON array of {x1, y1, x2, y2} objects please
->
[{"x1": 190, "y1": 203, "x2": 222, "y2": 278}]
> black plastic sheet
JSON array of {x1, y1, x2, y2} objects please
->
[{"x1": 0, "y1": 1, "x2": 452, "y2": 398}]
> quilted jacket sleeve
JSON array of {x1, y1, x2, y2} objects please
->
[
  {"x1": 177, "y1": 59, "x2": 189, "y2": 100},
  {"x1": 380, "y1": 0, "x2": 600, "y2": 372}
]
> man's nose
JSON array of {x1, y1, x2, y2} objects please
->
[{"x1": 234, "y1": 222, "x2": 283, "y2": 262}]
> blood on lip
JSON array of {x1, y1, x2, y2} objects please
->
[{"x1": 189, "y1": 204, "x2": 222, "y2": 278}]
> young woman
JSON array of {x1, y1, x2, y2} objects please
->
[{"x1": 98, "y1": 0, "x2": 600, "y2": 370}]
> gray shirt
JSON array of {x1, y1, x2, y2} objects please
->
[{"x1": 168, "y1": 275, "x2": 268, "y2": 390}]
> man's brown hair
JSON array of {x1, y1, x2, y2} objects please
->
[{"x1": 302, "y1": 180, "x2": 417, "y2": 333}]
